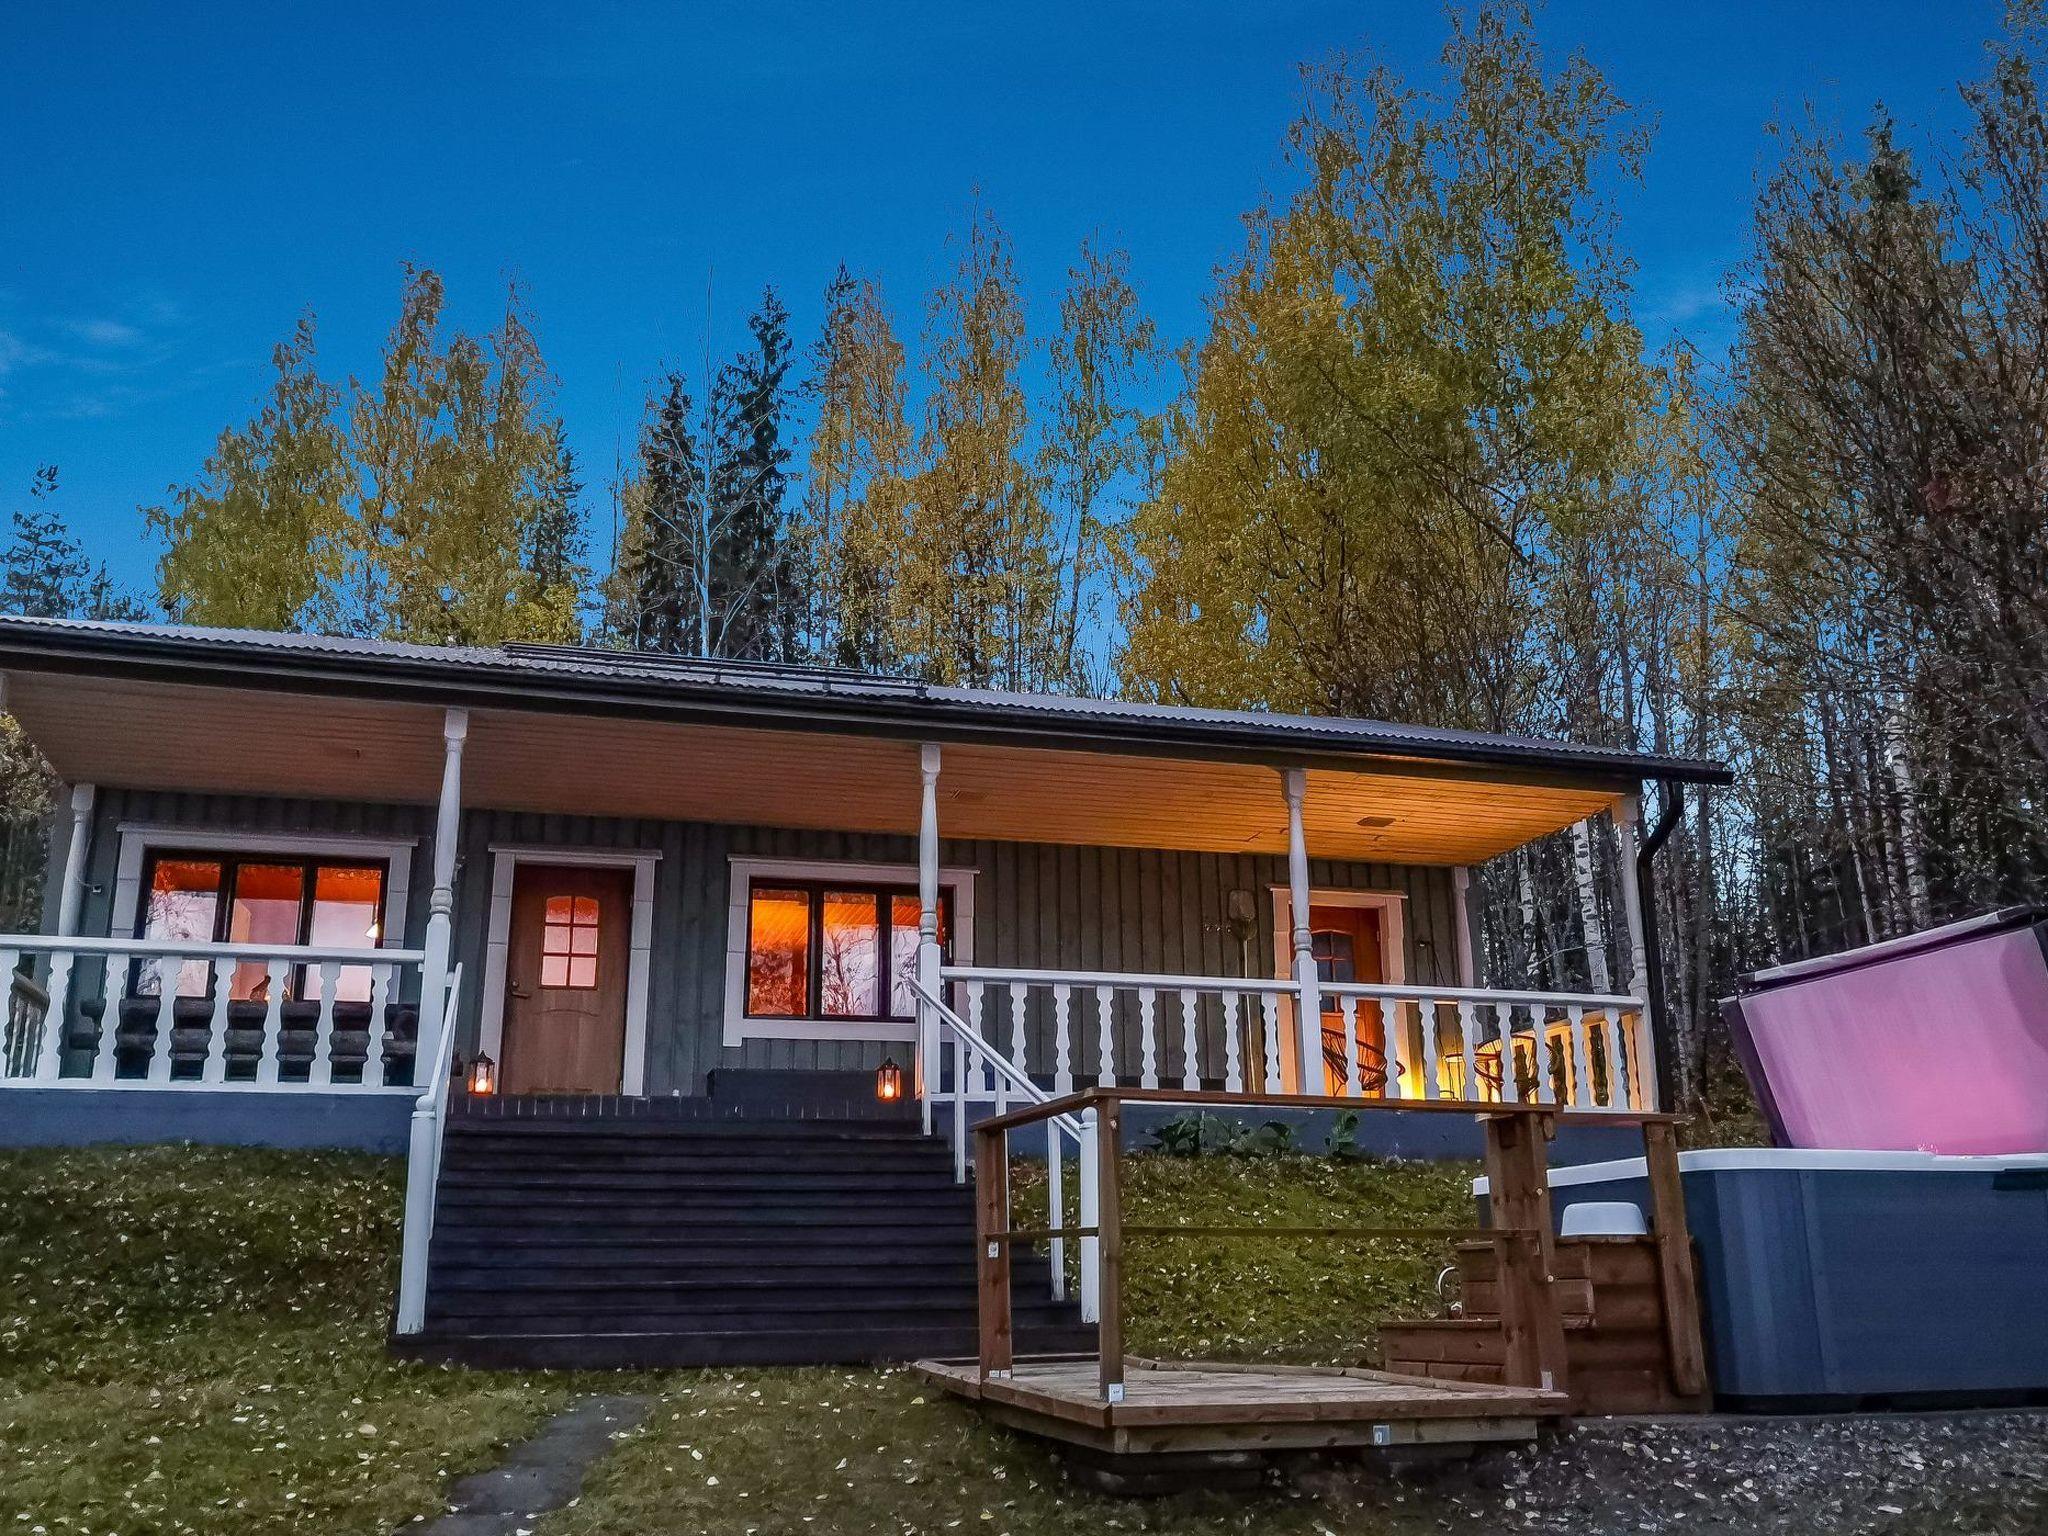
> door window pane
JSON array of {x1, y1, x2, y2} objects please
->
[
  {"x1": 747, "y1": 887, "x2": 811, "y2": 1015},
  {"x1": 141, "y1": 859, "x2": 221, "y2": 997},
  {"x1": 1311, "y1": 930, "x2": 1357, "y2": 985},
  {"x1": 306, "y1": 864, "x2": 385, "y2": 1002},
  {"x1": 820, "y1": 891, "x2": 879, "y2": 1017},
  {"x1": 541, "y1": 889, "x2": 601, "y2": 990}
]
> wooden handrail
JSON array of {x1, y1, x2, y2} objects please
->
[
  {"x1": 972, "y1": 1084, "x2": 1686, "y2": 1138},
  {"x1": 971, "y1": 1085, "x2": 1709, "y2": 1408}
]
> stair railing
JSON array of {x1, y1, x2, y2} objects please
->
[
  {"x1": 909, "y1": 976, "x2": 1096, "y2": 1317},
  {"x1": 393, "y1": 963, "x2": 464, "y2": 1337}
]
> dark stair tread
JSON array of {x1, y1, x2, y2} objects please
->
[{"x1": 395, "y1": 1324, "x2": 1097, "y2": 1370}]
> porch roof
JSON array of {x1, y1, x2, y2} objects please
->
[{"x1": 0, "y1": 617, "x2": 1728, "y2": 865}]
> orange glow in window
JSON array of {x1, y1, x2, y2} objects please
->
[{"x1": 541, "y1": 894, "x2": 600, "y2": 989}]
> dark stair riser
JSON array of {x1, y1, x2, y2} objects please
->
[{"x1": 411, "y1": 1107, "x2": 1091, "y2": 1368}]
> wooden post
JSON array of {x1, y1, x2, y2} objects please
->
[
  {"x1": 1481, "y1": 1113, "x2": 1569, "y2": 1395},
  {"x1": 917, "y1": 743, "x2": 941, "y2": 1134},
  {"x1": 1643, "y1": 1120, "x2": 1708, "y2": 1398},
  {"x1": 1281, "y1": 769, "x2": 1322, "y2": 1092},
  {"x1": 1095, "y1": 1095, "x2": 1125, "y2": 1403},
  {"x1": 1451, "y1": 865, "x2": 1478, "y2": 987},
  {"x1": 974, "y1": 1123, "x2": 1013, "y2": 1380}
]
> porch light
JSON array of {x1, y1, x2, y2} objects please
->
[
  {"x1": 875, "y1": 1057, "x2": 904, "y2": 1102},
  {"x1": 467, "y1": 1051, "x2": 498, "y2": 1096}
]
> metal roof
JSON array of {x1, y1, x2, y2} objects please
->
[{"x1": 0, "y1": 616, "x2": 1731, "y2": 786}]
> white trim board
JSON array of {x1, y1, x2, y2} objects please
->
[
  {"x1": 723, "y1": 855, "x2": 977, "y2": 1047},
  {"x1": 1267, "y1": 885, "x2": 1408, "y2": 987},
  {"x1": 477, "y1": 844, "x2": 661, "y2": 1096},
  {"x1": 110, "y1": 822, "x2": 417, "y2": 961}
]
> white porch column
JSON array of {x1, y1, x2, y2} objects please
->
[
  {"x1": 1282, "y1": 768, "x2": 1321, "y2": 1092},
  {"x1": 1451, "y1": 866, "x2": 1478, "y2": 988},
  {"x1": 917, "y1": 742, "x2": 942, "y2": 1133},
  {"x1": 412, "y1": 708, "x2": 468, "y2": 1088},
  {"x1": 1611, "y1": 792, "x2": 1660, "y2": 1108},
  {"x1": 54, "y1": 783, "x2": 95, "y2": 937}
]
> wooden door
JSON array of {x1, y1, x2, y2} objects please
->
[
  {"x1": 1309, "y1": 903, "x2": 1386, "y2": 1095},
  {"x1": 500, "y1": 864, "x2": 633, "y2": 1095}
]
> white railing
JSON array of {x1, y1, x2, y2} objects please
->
[
  {"x1": 909, "y1": 977, "x2": 1096, "y2": 1320},
  {"x1": 0, "y1": 934, "x2": 429, "y2": 1090},
  {"x1": 939, "y1": 965, "x2": 1651, "y2": 1113},
  {"x1": 394, "y1": 963, "x2": 465, "y2": 1337}
]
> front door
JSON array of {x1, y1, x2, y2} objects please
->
[
  {"x1": 500, "y1": 864, "x2": 633, "y2": 1095},
  {"x1": 1310, "y1": 903, "x2": 1386, "y2": 1095}
]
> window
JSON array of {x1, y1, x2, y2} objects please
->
[
  {"x1": 137, "y1": 851, "x2": 388, "y2": 1002},
  {"x1": 745, "y1": 879, "x2": 951, "y2": 1023},
  {"x1": 1310, "y1": 929, "x2": 1358, "y2": 986},
  {"x1": 541, "y1": 895, "x2": 600, "y2": 989}
]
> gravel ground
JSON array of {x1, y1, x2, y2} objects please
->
[{"x1": 1308, "y1": 1410, "x2": 2048, "y2": 1535}]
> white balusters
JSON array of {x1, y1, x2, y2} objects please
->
[
  {"x1": 1567, "y1": 1005, "x2": 1593, "y2": 1109},
  {"x1": 1608, "y1": 1008, "x2": 1633, "y2": 1109},
  {"x1": 203, "y1": 958, "x2": 231, "y2": 1083},
  {"x1": 1178, "y1": 989, "x2": 1200, "y2": 1091},
  {"x1": 1339, "y1": 995, "x2": 1361, "y2": 1097},
  {"x1": 1095, "y1": 984, "x2": 1115, "y2": 1087},
  {"x1": 1500, "y1": 1004, "x2": 1522, "y2": 1104},
  {"x1": 1532, "y1": 1006, "x2": 1558, "y2": 1106},
  {"x1": 147, "y1": 971, "x2": 177, "y2": 1083},
  {"x1": 311, "y1": 960, "x2": 341, "y2": 1086},
  {"x1": 1137, "y1": 987, "x2": 1159, "y2": 1089},
  {"x1": 1007, "y1": 981, "x2": 1028, "y2": 1078},
  {"x1": 1455, "y1": 1000, "x2": 1477, "y2": 1103},
  {"x1": 255, "y1": 959, "x2": 287, "y2": 1085},
  {"x1": 1258, "y1": 993, "x2": 1283, "y2": 1093},
  {"x1": 89, "y1": 956, "x2": 119, "y2": 1082},
  {"x1": 1416, "y1": 1000, "x2": 1439, "y2": 1100},
  {"x1": 1052, "y1": 983, "x2": 1073, "y2": 1094},
  {"x1": 0, "y1": 946, "x2": 22, "y2": 1077},
  {"x1": 1221, "y1": 990, "x2": 1244, "y2": 1093},
  {"x1": 1046, "y1": 1124, "x2": 1066, "y2": 1302},
  {"x1": 1380, "y1": 998, "x2": 1403, "y2": 1100},
  {"x1": 33, "y1": 949, "x2": 74, "y2": 1081},
  {"x1": 964, "y1": 981, "x2": 986, "y2": 1099},
  {"x1": 364, "y1": 963, "x2": 390, "y2": 1087}
]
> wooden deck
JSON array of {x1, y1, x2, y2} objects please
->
[{"x1": 914, "y1": 1355, "x2": 1570, "y2": 1457}]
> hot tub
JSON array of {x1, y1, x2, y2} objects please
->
[{"x1": 1483, "y1": 1147, "x2": 2048, "y2": 1409}]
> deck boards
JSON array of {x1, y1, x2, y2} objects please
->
[{"x1": 915, "y1": 1354, "x2": 1568, "y2": 1456}]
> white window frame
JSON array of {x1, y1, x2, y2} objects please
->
[
  {"x1": 477, "y1": 844, "x2": 661, "y2": 1096},
  {"x1": 724, "y1": 855, "x2": 977, "y2": 1045},
  {"x1": 112, "y1": 823, "x2": 416, "y2": 956},
  {"x1": 1268, "y1": 885, "x2": 1408, "y2": 987}
]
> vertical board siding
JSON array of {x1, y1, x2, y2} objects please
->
[{"x1": 68, "y1": 789, "x2": 1459, "y2": 1097}]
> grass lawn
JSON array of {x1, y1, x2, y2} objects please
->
[
  {"x1": 0, "y1": 1147, "x2": 576, "y2": 1535},
  {"x1": 0, "y1": 1142, "x2": 1476, "y2": 1536}
]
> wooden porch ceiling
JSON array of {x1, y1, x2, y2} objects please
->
[{"x1": 7, "y1": 674, "x2": 1623, "y2": 865}]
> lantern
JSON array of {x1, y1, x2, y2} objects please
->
[
  {"x1": 875, "y1": 1057, "x2": 904, "y2": 1102},
  {"x1": 467, "y1": 1051, "x2": 498, "y2": 1096}
]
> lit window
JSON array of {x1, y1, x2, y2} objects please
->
[
  {"x1": 746, "y1": 880, "x2": 949, "y2": 1023},
  {"x1": 541, "y1": 894, "x2": 601, "y2": 989},
  {"x1": 138, "y1": 852, "x2": 387, "y2": 1001}
]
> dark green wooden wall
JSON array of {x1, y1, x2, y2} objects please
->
[{"x1": 72, "y1": 789, "x2": 1464, "y2": 1096}]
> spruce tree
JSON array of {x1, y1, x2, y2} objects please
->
[
  {"x1": 627, "y1": 373, "x2": 705, "y2": 654},
  {"x1": 707, "y1": 289, "x2": 796, "y2": 661},
  {"x1": 2, "y1": 468, "x2": 87, "y2": 619}
]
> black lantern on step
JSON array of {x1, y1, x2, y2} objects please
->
[
  {"x1": 875, "y1": 1057, "x2": 904, "y2": 1103},
  {"x1": 467, "y1": 1051, "x2": 498, "y2": 1096}
]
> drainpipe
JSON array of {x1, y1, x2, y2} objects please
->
[{"x1": 1636, "y1": 781, "x2": 1685, "y2": 1113}]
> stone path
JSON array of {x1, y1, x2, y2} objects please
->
[{"x1": 405, "y1": 1394, "x2": 651, "y2": 1536}]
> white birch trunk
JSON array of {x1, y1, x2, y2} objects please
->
[{"x1": 1569, "y1": 818, "x2": 1612, "y2": 994}]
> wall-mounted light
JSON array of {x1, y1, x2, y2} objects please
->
[
  {"x1": 875, "y1": 1057, "x2": 904, "y2": 1102},
  {"x1": 467, "y1": 1051, "x2": 497, "y2": 1096}
]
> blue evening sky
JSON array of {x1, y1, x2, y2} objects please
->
[{"x1": 0, "y1": 2, "x2": 2006, "y2": 597}]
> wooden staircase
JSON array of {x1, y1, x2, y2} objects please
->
[
  {"x1": 1380, "y1": 1234, "x2": 1711, "y2": 1416},
  {"x1": 395, "y1": 1106, "x2": 1095, "y2": 1369}
]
